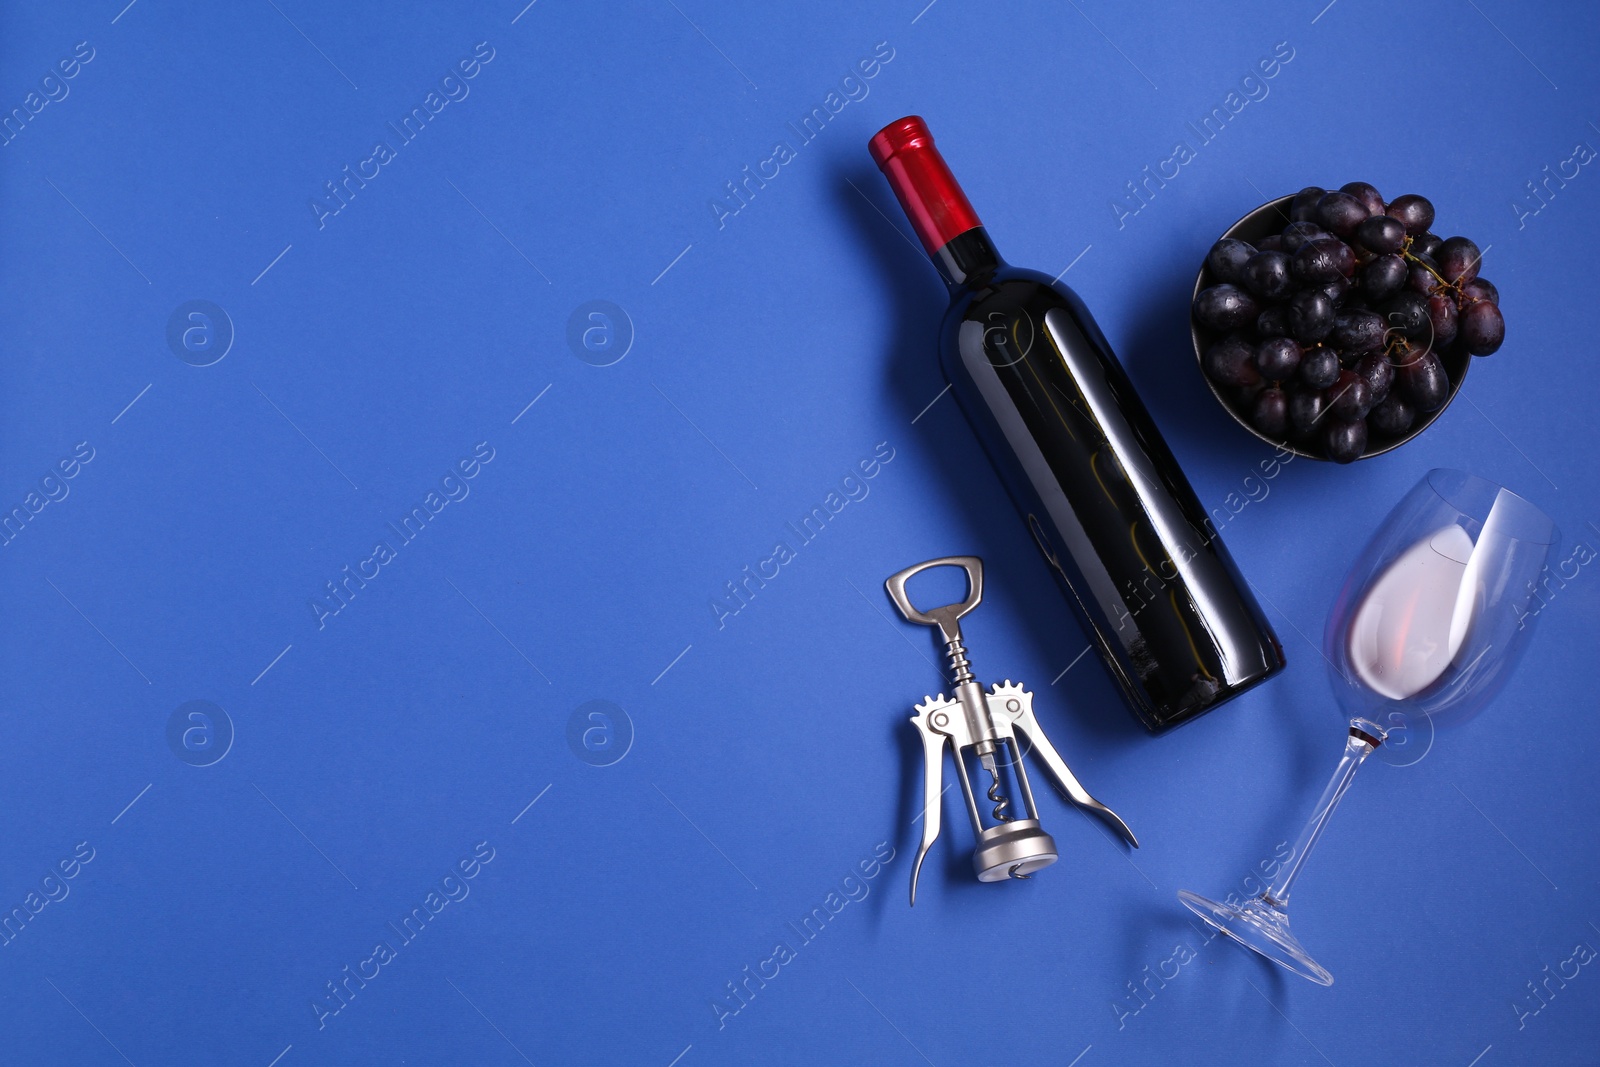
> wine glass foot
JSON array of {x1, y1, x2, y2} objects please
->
[{"x1": 1177, "y1": 889, "x2": 1334, "y2": 986}]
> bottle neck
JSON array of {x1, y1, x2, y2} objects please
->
[
  {"x1": 869, "y1": 116, "x2": 991, "y2": 283},
  {"x1": 933, "y1": 227, "x2": 1004, "y2": 290}
]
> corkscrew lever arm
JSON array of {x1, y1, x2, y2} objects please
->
[
  {"x1": 908, "y1": 710, "x2": 949, "y2": 907},
  {"x1": 995, "y1": 690, "x2": 1140, "y2": 848}
]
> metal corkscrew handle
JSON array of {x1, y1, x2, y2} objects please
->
[{"x1": 884, "y1": 555, "x2": 984, "y2": 682}]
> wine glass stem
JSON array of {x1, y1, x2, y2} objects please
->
[{"x1": 1265, "y1": 720, "x2": 1382, "y2": 907}]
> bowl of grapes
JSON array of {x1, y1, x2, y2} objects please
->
[{"x1": 1191, "y1": 183, "x2": 1505, "y2": 463}]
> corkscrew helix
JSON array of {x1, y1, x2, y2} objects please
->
[{"x1": 885, "y1": 556, "x2": 1139, "y2": 905}]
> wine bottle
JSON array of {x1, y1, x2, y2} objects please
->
[{"x1": 868, "y1": 116, "x2": 1285, "y2": 732}]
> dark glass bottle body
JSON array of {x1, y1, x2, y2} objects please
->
[{"x1": 933, "y1": 227, "x2": 1285, "y2": 731}]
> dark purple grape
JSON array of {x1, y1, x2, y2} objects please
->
[
  {"x1": 1397, "y1": 349, "x2": 1450, "y2": 410},
  {"x1": 1251, "y1": 387, "x2": 1290, "y2": 437},
  {"x1": 1369, "y1": 394, "x2": 1416, "y2": 436},
  {"x1": 1256, "y1": 336, "x2": 1302, "y2": 380},
  {"x1": 1280, "y1": 220, "x2": 1324, "y2": 252},
  {"x1": 1243, "y1": 250, "x2": 1295, "y2": 301},
  {"x1": 1390, "y1": 337, "x2": 1430, "y2": 370},
  {"x1": 1385, "y1": 194, "x2": 1435, "y2": 235},
  {"x1": 1206, "y1": 238, "x2": 1257, "y2": 285},
  {"x1": 1355, "y1": 215, "x2": 1406, "y2": 255},
  {"x1": 1203, "y1": 335, "x2": 1261, "y2": 387},
  {"x1": 1411, "y1": 232, "x2": 1443, "y2": 259},
  {"x1": 1331, "y1": 308, "x2": 1386, "y2": 354},
  {"x1": 1299, "y1": 345, "x2": 1340, "y2": 388},
  {"x1": 1328, "y1": 238, "x2": 1356, "y2": 278},
  {"x1": 1290, "y1": 186, "x2": 1326, "y2": 223},
  {"x1": 1355, "y1": 351, "x2": 1394, "y2": 403},
  {"x1": 1292, "y1": 239, "x2": 1343, "y2": 285},
  {"x1": 1194, "y1": 284, "x2": 1261, "y2": 331},
  {"x1": 1324, "y1": 417, "x2": 1367, "y2": 463},
  {"x1": 1288, "y1": 386, "x2": 1327, "y2": 436},
  {"x1": 1317, "y1": 276, "x2": 1351, "y2": 307},
  {"x1": 1257, "y1": 234, "x2": 1285, "y2": 253},
  {"x1": 1256, "y1": 305, "x2": 1291, "y2": 338},
  {"x1": 1406, "y1": 256, "x2": 1443, "y2": 295},
  {"x1": 1462, "y1": 276, "x2": 1498, "y2": 305},
  {"x1": 1384, "y1": 291, "x2": 1432, "y2": 342},
  {"x1": 1436, "y1": 236, "x2": 1481, "y2": 285},
  {"x1": 1317, "y1": 191, "x2": 1367, "y2": 238},
  {"x1": 1340, "y1": 181, "x2": 1385, "y2": 218},
  {"x1": 1329, "y1": 369, "x2": 1373, "y2": 421},
  {"x1": 1426, "y1": 293, "x2": 1458, "y2": 349},
  {"x1": 1460, "y1": 300, "x2": 1504, "y2": 355},
  {"x1": 1287, "y1": 289, "x2": 1335, "y2": 343},
  {"x1": 1362, "y1": 254, "x2": 1407, "y2": 301}
]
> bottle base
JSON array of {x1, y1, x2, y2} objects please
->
[{"x1": 1132, "y1": 658, "x2": 1287, "y2": 734}]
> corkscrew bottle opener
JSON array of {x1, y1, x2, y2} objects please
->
[{"x1": 885, "y1": 556, "x2": 1139, "y2": 905}]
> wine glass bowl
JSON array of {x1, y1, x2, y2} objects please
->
[
  {"x1": 1190, "y1": 193, "x2": 1472, "y2": 462},
  {"x1": 1324, "y1": 469, "x2": 1559, "y2": 728},
  {"x1": 1178, "y1": 470, "x2": 1556, "y2": 984}
]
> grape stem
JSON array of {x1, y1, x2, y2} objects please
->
[
  {"x1": 1400, "y1": 235, "x2": 1461, "y2": 301},
  {"x1": 1384, "y1": 336, "x2": 1422, "y2": 368}
]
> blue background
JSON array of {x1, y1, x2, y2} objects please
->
[{"x1": 1, "y1": 1, "x2": 1595, "y2": 1064}]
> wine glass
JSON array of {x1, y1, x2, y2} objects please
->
[{"x1": 1177, "y1": 469, "x2": 1557, "y2": 985}]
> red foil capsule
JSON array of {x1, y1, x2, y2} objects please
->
[{"x1": 868, "y1": 116, "x2": 983, "y2": 256}]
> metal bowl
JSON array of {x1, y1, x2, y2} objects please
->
[{"x1": 1190, "y1": 193, "x2": 1471, "y2": 461}]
